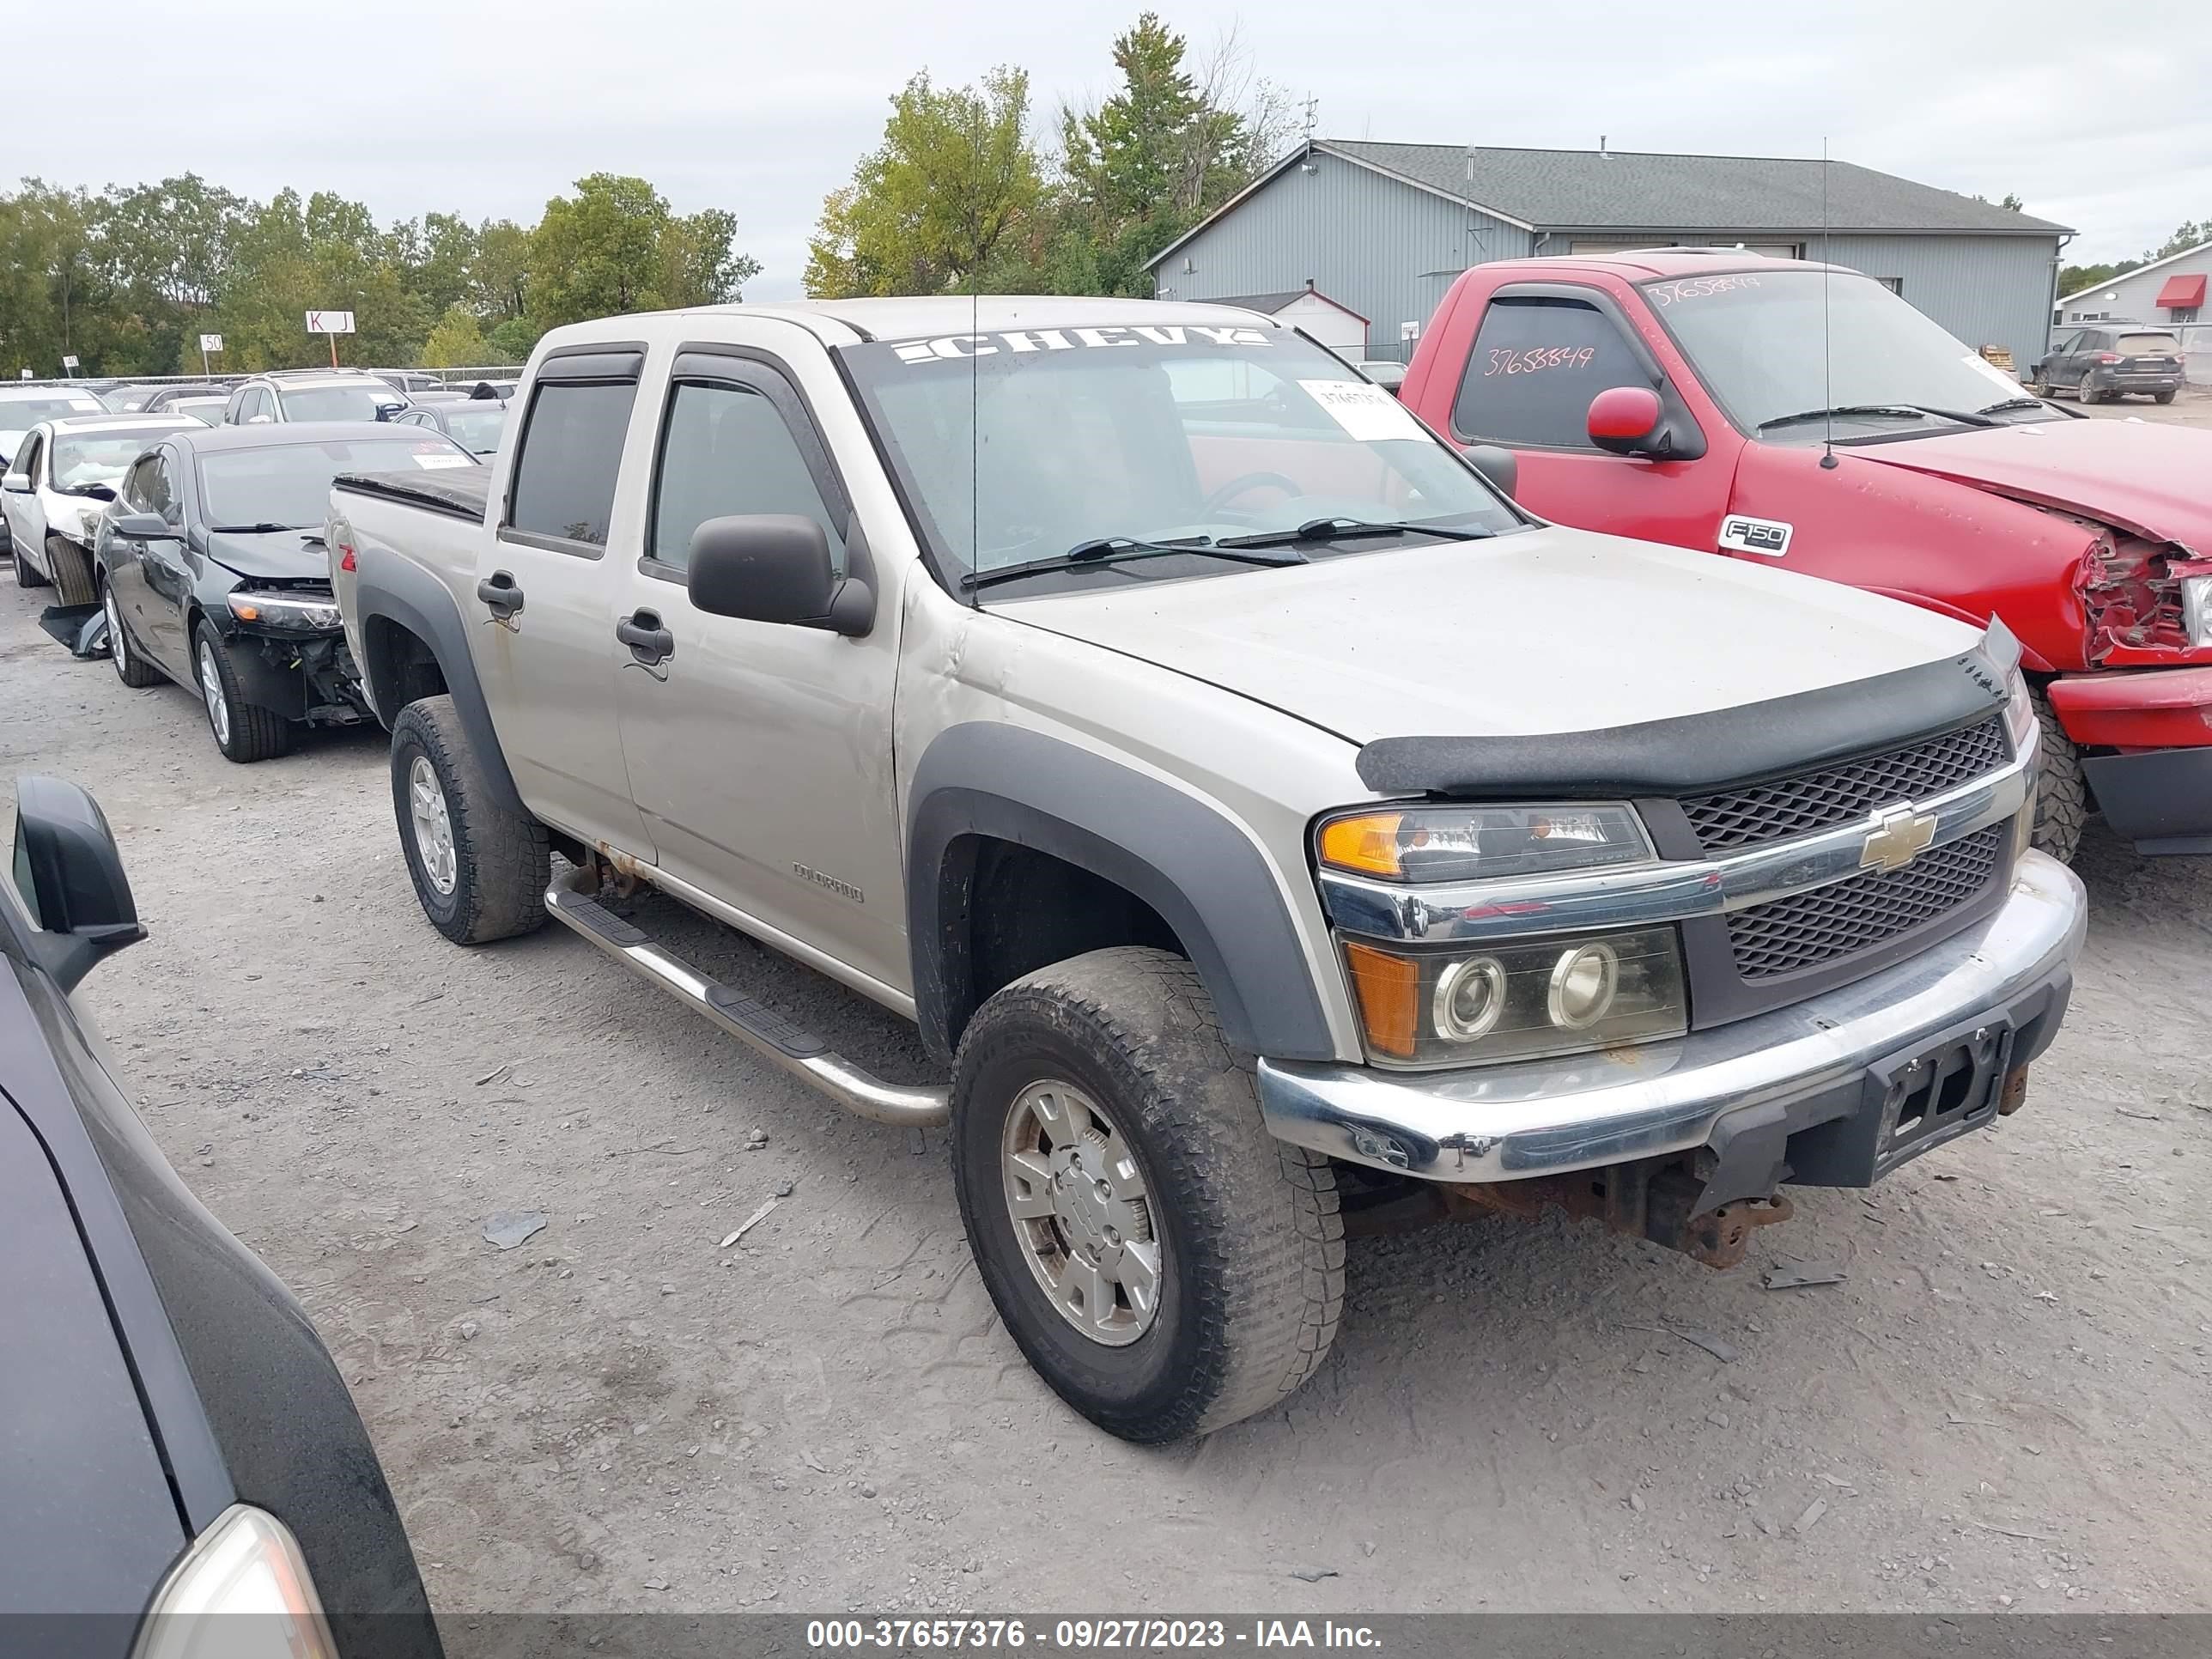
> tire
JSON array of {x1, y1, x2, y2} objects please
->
[
  {"x1": 14, "y1": 534, "x2": 49, "y2": 587},
  {"x1": 2154, "y1": 390, "x2": 2177, "y2": 405},
  {"x1": 46, "y1": 535, "x2": 97, "y2": 605},
  {"x1": 103, "y1": 580, "x2": 161, "y2": 688},
  {"x1": 191, "y1": 620, "x2": 293, "y2": 763},
  {"x1": 2077, "y1": 378, "x2": 2101, "y2": 406},
  {"x1": 2029, "y1": 693, "x2": 2086, "y2": 863},
  {"x1": 2027, "y1": 379, "x2": 2051, "y2": 399},
  {"x1": 951, "y1": 945, "x2": 1344, "y2": 1442},
  {"x1": 388, "y1": 694, "x2": 549, "y2": 945}
]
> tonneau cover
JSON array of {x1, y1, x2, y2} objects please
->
[{"x1": 332, "y1": 465, "x2": 491, "y2": 523}]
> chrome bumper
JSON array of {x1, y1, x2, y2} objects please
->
[{"x1": 1258, "y1": 850, "x2": 2086, "y2": 1183}]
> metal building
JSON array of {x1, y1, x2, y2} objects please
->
[
  {"x1": 1148, "y1": 141, "x2": 2072, "y2": 368},
  {"x1": 2053, "y1": 239, "x2": 2211, "y2": 327}
]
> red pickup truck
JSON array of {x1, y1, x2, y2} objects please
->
[{"x1": 1400, "y1": 250, "x2": 2212, "y2": 860}]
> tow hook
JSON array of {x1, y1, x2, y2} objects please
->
[{"x1": 1437, "y1": 1153, "x2": 1793, "y2": 1271}]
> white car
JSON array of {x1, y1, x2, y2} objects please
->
[
  {"x1": 222, "y1": 373, "x2": 409, "y2": 426},
  {"x1": 3, "y1": 414, "x2": 198, "y2": 603},
  {"x1": 0, "y1": 386, "x2": 107, "y2": 562}
]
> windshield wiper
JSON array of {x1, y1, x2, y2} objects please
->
[
  {"x1": 1976, "y1": 397, "x2": 2053, "y2": 416},
  {"x1": 960, "y1": 535, "x2": 1303, "y2": 592},
  {"x1": 1756, "y1": 404, "x2": 1996, "y2": 433},
  {"x1": 1217, "y1": 516, "x2": 1494, "y2": 551},
  {"x1": 208, "y1": 521, "x2": 306, "y2": 533}
]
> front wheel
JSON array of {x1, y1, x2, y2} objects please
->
[
  {"x1": 193, "y1": 622, "x2": 292, "y2": 763},
  {"x1": 2030, "y1": 693, "x2": 2086, "y2": 862},
  {"x1": 46, "y1": 535, "x2": 97, "y2": 605},
  {"x1": 388, "y1": 695, "x2": 549, "y2": 945},
  {"x1": 951, "y1": 946, "x2": 1344, "y2": 1441}
]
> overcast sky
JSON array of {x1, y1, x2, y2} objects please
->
[{"x1": 20, "y1": 0, "x2": 2211, "y2": 300}]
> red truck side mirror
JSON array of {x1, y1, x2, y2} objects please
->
[{"x1": 1586, "y1": 386, "x2": 1664, "y2": 452}]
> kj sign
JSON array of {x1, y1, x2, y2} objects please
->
[{"x1": 305, "y1": 310, "x2": 356, "y2": 335}]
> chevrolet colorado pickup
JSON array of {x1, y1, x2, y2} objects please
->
[
  {"x1": 331, "y1": 297, "x2": 2086, "y2": 1441},
  {"x1": 1401, "y1": 249, "x2": 2212, "y2": 859}
]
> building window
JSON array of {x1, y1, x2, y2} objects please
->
[{"x1": 2172, "y1": 307, "x2": 2201, "y2": 325}]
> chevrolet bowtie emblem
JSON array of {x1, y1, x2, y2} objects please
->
[{"x1": 1862, "y1": 804, "x2": 1937, "y2": 873}]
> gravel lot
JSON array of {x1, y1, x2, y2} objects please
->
[{"x1": 5, "y1": 404, "x2": 2209, "y2": 1617}]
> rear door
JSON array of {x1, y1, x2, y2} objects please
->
[
  {"x1": 471, "y1": 345, "x2": 653, "y2": 855},
  {"x1": 611, "y1": 340, "x2": 908, "y2": 994},
  {"x1": 1443, "y1": 284, "x2": 1736, "y2": 552}
]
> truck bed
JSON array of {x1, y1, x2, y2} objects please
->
[{"x1": 332, "y1": 465, "x2": 492, "y2": 524}]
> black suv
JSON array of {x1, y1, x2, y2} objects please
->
[{"x1": 2032, "y1": 325, "x2": 2186, "y2": 404}]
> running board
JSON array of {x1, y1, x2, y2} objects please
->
[{"x1": 544, "y1": 878, "x2": 950, "y2": 1127}]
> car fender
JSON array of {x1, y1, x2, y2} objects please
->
[
  {"x1": 906, "y1": 721, "x2": 1334, "y2": 1065},
  {"x1": 351, "y1": 544, "x2": 527, "y2": 817}
]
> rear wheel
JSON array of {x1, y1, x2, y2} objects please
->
[
  {"x1": 389, "y1": 695, "x2": 549, "y2": 945},
  {"x1": 2030, "y1": 693, "x2": 2086, "y2": 863},
  {"x1": 45, "y1": 535, "x2": 97, "y2": 605},
  {"x1": 2154, "y1": 389, "x2": 2177, "y2": 405},
  {"x1": 952, "y1": 946, "x2": 1344, "y2": 1441},
  {"x1": 104, "y1": 580, "x2": 161, "y2": 688},
  {"x1": 193, "y1": 621, "x2": 292, "y2": 763},
  {"x1": 2077, "y1": 377, "x2": 2101, "y2": 406}
]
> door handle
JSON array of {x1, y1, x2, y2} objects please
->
[
  {"x1": 617, "y1": 610, "x2": 674, "y2": 666},
  {"x1": 477, "y1": 571, "x2": 524, "y2": 619}
]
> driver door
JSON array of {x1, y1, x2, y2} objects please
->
[{"x1": 4, "y1": 431, "x2": 50, "y2": 557}]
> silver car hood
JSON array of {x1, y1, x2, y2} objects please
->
[{"x1": 992, "y1": 524, "x2": 1978, "y2": 744}]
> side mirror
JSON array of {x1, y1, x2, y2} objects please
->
[
  {"x1": 686, "y1": 514, "x2": 873, "y2": 636},
  {"x1": 375, "y1": 402, "x2": 405, "y2": 421},
  {"x1": 1463, "y1": 444, "x2": 1518, "y2": 500},
  {"x1": 10, "y1": 775, "x2": 144, "y2": 988},
  {"x1": 112, "y1": 511, "x2": 179, "y2": 540},
  {"x1": 1587, "y1": 386, "x2": 1665, "y2": 454},
  {"x1": 2, "y1": 473, "x2": 31, "y2": 493}
]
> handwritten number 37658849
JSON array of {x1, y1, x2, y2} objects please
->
[{"x1": 1484, "y1": 345, "x2": 1598, "y2": 376}]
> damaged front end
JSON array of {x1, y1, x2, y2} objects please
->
[
  {"x1": 2070, "y1": 516, "x2": 2212, "y2": 666},
  {"x1": 226, "y1": 586, "x2": 371, "y2": 725}
]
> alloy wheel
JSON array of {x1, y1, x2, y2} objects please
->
[
  {"x1": 1000, "y1": 1079, "x2": 1162, "y2": 1346},
  {"x1": 408, "y1": 755, "x2": 459, "y2": 896},
  {"x1": 197, "y1": 641, "x2": 230, "y2": 746}
]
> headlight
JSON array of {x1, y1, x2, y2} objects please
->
[
  {"x1": 1317, "y1": 803, "x2": 1651, "y2": 883},
  {"x1": 1341, "y1": 925, "x2": 1686, "y2": 1068},
  {"x1": 2185, "y1": 576, "x2": 2212, "y2": 649},
  {"x1": 2002, "y1": 665, "x2": 2038, "y2": 755},
  {"x1": 228, "y1": 589, "x2": 341, "y2": 630},
  {"x1": 131, "y1": 1504, "x2": 337, "y2": 1659}
]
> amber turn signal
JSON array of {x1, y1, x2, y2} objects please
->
[
  {"x1": 1341, "y1": 940, "x2": 1420, "y2": 1058},
  {"x1": 1318, "y1": 813, "x2": 1404, "y2": 878}
]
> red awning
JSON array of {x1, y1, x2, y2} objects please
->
[{"x1": 2155, "y1": 272, "x2": 2206, "y2": 309}]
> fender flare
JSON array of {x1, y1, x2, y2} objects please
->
[
  {"x1": 353, "y1": 545, "x2": 527, "y2": 817},
  {"x1": 906, "y1": 723, "x2": 1334, "y2": 1065}
]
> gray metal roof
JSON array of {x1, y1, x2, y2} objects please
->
[{"x1": 1321, "y1": 141, "x2": 2071, "y2": 234}]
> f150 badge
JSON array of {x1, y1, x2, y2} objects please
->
[{"x1": 1719, "y1": 515, "x2": 1793, "y2": 557}]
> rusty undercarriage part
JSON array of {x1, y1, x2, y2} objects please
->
[
  {"x1": 1998, "y1": 1064, "x2": 2031, "y2": 1116},
  {"x1": 1335, "y1": 1150, "x2": 1794, "y2": 1267}
]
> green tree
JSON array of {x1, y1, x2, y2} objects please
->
[
  {"x1": 526, "y1": 174, "x2": 758, "y2": 329},
  {"x1": 805, "y1": 68, "x2": 1042, "y2": 296},
  {"x1": 485, "y1": 314, "x2": 541, "y2": 365},
  {"x1": 420, "y1": 304, "x2": 490, "y2": 368}
]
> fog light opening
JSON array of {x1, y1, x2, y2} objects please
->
[
  {"x1": 1433, "y1": 956, "x2": 1508, "y2": 1042},
  {"x1": 1547, "y1": 942, "x2": 1620, "y2": 1030}
]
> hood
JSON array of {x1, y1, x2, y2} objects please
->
[
  {"x1": 993, "y1": 524, "x2": 1976, "y2": 743},
  {"x1": 1848, "y1": 417, "x2": 2210, "y2": 549},
  {"x1": 202, "y1": 528, "x2": 332, "y2": 583}
]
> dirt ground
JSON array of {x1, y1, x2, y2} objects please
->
[{"x1": 4, "y1": 405, "x2": 2210, "y2": 1617}]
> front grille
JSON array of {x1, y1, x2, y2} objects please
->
[
  {"x1": 1682, "y1": 717, "x2": 2008, "y2": 854},
  {"x1": 1726, "y1": 823, "x2": 2005, "y2": 981}
]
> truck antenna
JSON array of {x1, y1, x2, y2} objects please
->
[{"x1": 1820, "y1": 138, "x2": 1838, "y2": 471}]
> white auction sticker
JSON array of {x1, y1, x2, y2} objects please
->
[
  {"x1": 410, "y1": 453, "x2": 475, "y2": 470},
  {"x1": 1300, "y1": 379, "x2": 1425, "y2": 442}
]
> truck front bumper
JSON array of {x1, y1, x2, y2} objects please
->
[
  {"x1": 2047, "y1": 665, "x2": 2212, "y2": 854},
  {"x1": 1257, "y1": 850, "x2": 2085, "y2": 1187}
]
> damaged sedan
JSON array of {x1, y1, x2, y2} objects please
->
[{"x1": 94, "y1": 423, "x2": 478, "y2": 762}]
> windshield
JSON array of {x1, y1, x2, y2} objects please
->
[
  {"x1": 172, "y1": 399, "x2": 229, "y2": 426},
  {"x1": 1644, "y1": 270, "x2": 2053, "y2": 440},
  {"x1": 2, "y1": 396, "x2": 106, "y2": 428},
  {"x1": 841, "y1": 324, "x2": 1519, "y2": 587},
  {"x1": 441, "y1": 404, "x2": 508, "y2": 454},
  {"x1": 52, "y1": 433, "x2": 167, "y2": 489},
  {"x1": 198, "y1": 435, "x2": 473, "y2": 527},
  {"x1": 276, "y1": 384, "x2": 399, "y2": 422}
]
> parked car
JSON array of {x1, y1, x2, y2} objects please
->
[
  {"x1": 1356, "y1": 359, "x2": 1408, "y2": 394},
  {"x1": 2, "y1": 775, "x2": 443, "y2": 1656},
  {"x1": 139, "y1": 382, "x2": 234, "y2": 414},
  {"x1": 2030, "y1": 325, "x2": 2186, "y2": 404},
  {"x1": 0, "y1": 387, "x2": 109, "y2": 561},
  {"x1": 223, "y1": 374, "x2": 408, "y2": 427},
  {"x1": 389, "y1": 398, "x2": 507, "y2": 456},
  {"x1": 1399, "y1": 250, "x2": 2212, "y2": 858},
  {"x1": 166, "y1": 395, "x2": 233, "y2": 427},
  {"x1": 98, "y1": 383, "x2": 167, "y2": 413},
  {"x1": 332, "y1": 296, "x2": 2085, "y2": 1442},
  {"x1": 367, "y1": 368, "x2": 444, "y2": 397},
  {"x1": 97, "y1": 422, "x2": 476, "y2": 762},
  {"x1": 3, "y1": 414, "x2": 199, "y2": 602}
]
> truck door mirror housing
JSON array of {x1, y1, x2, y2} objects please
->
[
  {"x1": 10, "y1": 775, "x2": 145, "y2": 988},
  {"x1": 686, "y1": 514, "x2": 873, "y2": 636},
  {"x1": 1463, "y1": 445, "x2": 1518, "y2": 500},
  {"x1": 1587, "y1": 386, "x2": 1664, "y2": 449}
]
